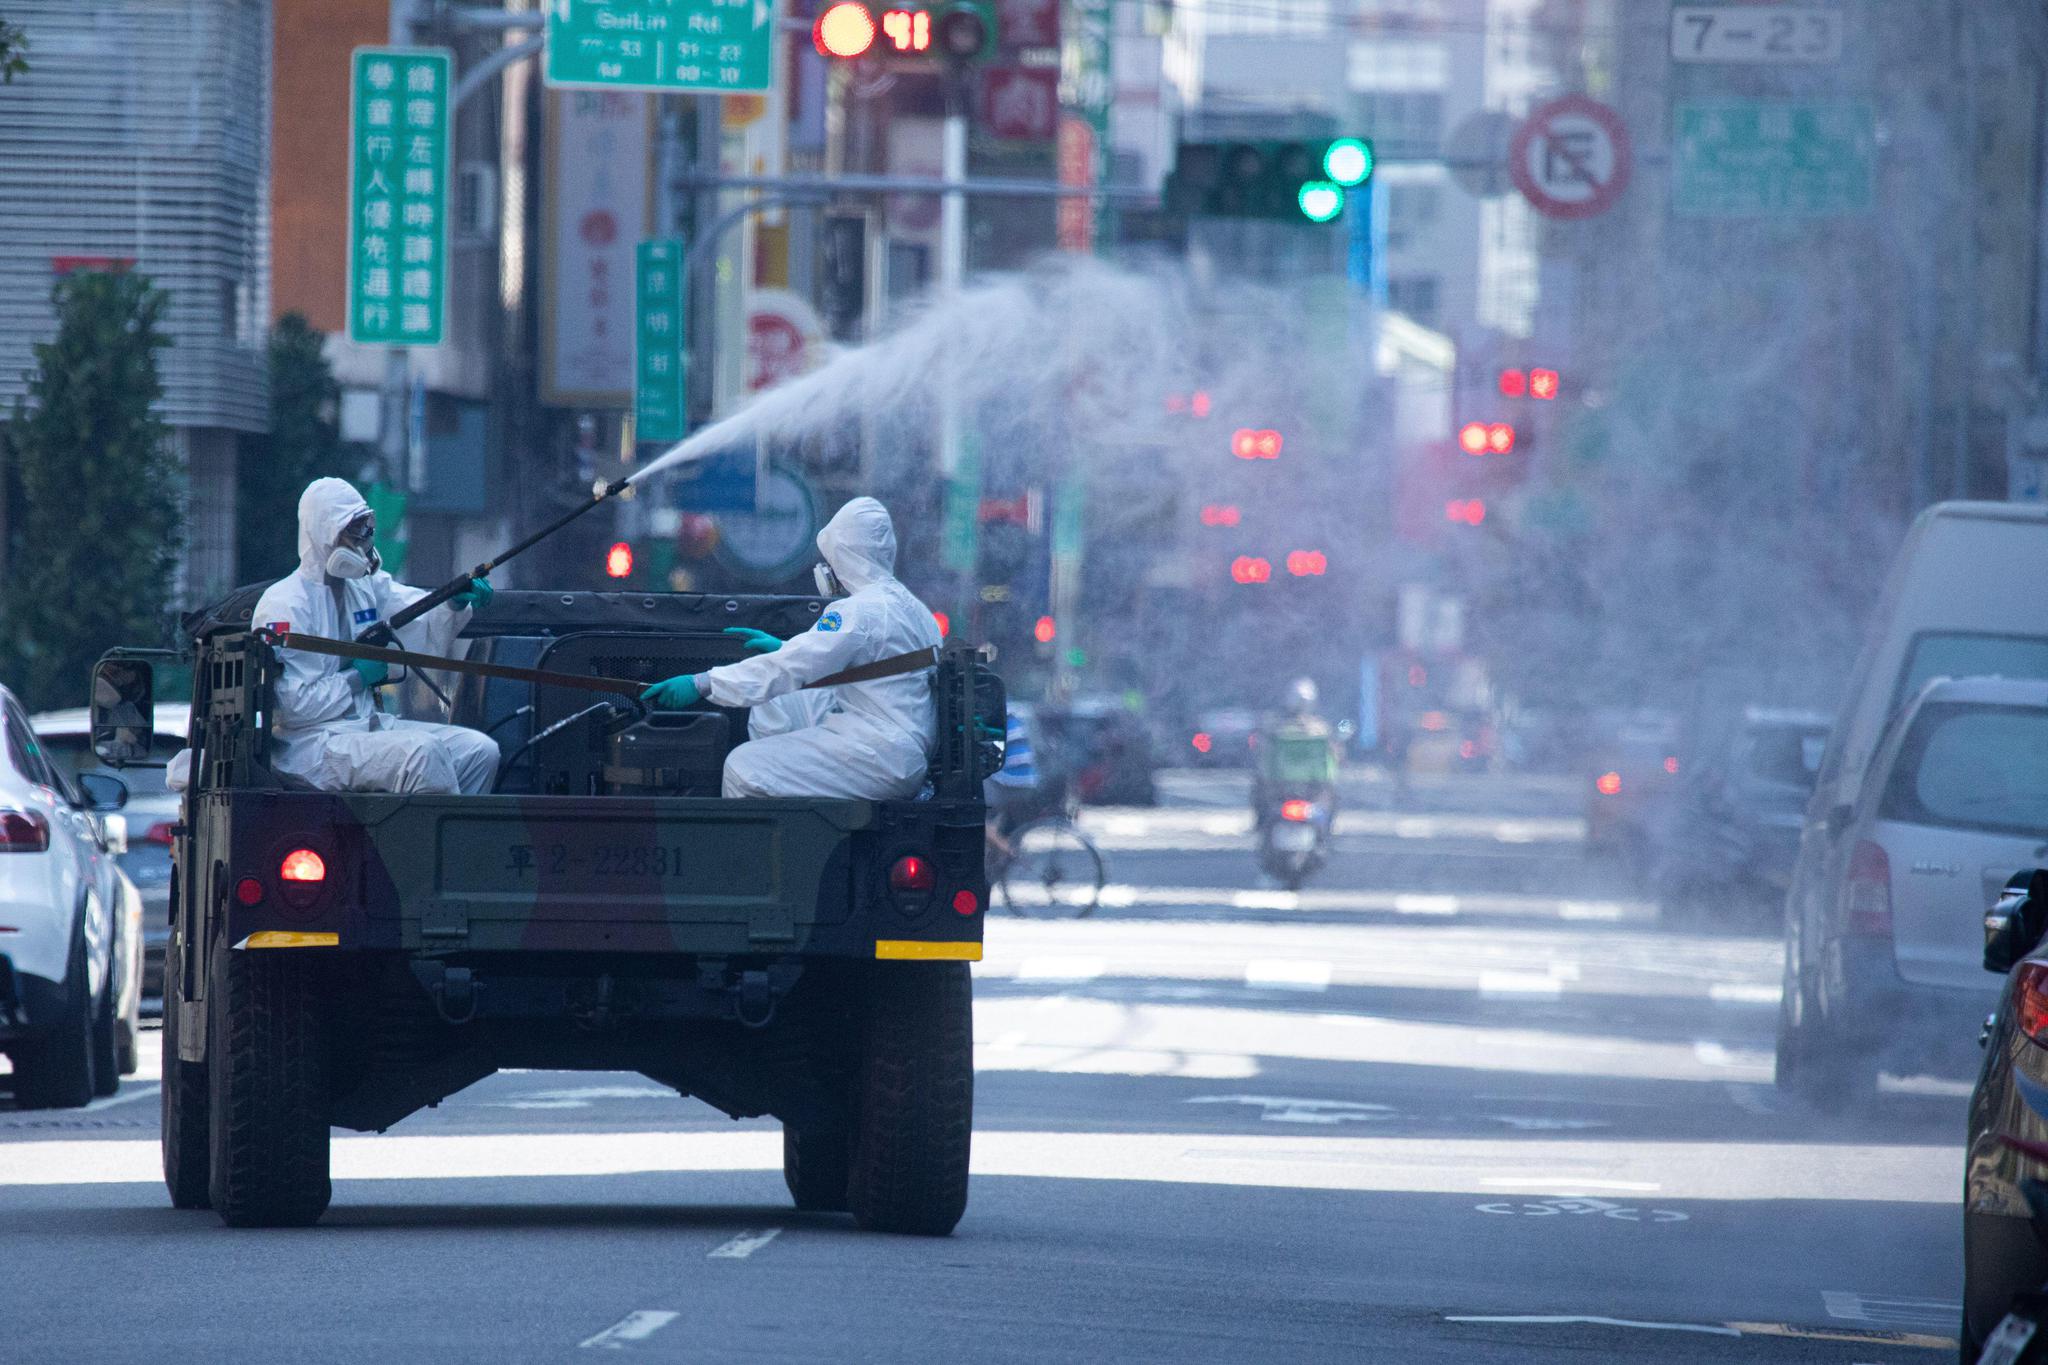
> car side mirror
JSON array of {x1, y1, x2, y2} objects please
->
[
  {"x1": 76, "y1": 771, "x2": 128, "y2": 813},
  {"x1": 90, "y1": 656, "x2": 158, "y2": 768},
  {"x1": 1985, "y1": 869, "x2": 2048, "y2": 974}
]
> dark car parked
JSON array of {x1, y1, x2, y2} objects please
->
[
  {"x1": 1038, "y1": 699, "x2": 1157, "y2": 806},
  {"x1": 1657, "y1": 707, "x2": 1828, "y2": 926}
]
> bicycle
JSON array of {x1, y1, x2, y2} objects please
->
[{"x1": 986, "y1": 800, "x2": 1107, "y2": 919}]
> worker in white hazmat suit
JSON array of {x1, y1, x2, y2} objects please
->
[
  {"x1": 641, "y1": 497, "x2": 940, "y2": 799},
  {"x1": 250, "y1": 478, "x2": 500, "y2": 795}
]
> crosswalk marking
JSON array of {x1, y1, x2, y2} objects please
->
[{"x1": 580, "y1": 1311, "x2": 679, "y2": 1349}]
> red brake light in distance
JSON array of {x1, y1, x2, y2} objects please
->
[
  {"x1": 0, "y1": 810, "x2": 49, "y2": 852},
  {"x1": 1595, "y1": 771, "x2": 1622, "y2": 796},
  {"x1": 890, "y1": 855, "x2": 936, "y2": 894},
  {"x1": 280, "y1": 848, "x2": 326, "y2": 883},
  {"x1": 1458, "y1": 422, "x2": 1489, "y2": 456},
  {"x1": 1530, "y1": 368, "x2": 1559, "y2": 400},
  {"x1": 2018, "y1": 962, "x2": 2048, "y2": 1043},
  {"x1": 604, "y1": 541, "x2": 634, "y2": 579},
  {"x1": 1280, "y1": 799, "x2": 1313, "y2": 822},
  {"x1": 1845, "y1": 840, "x2": 1892, "y2": 936},
  {"x1": 1192, "y1": 732, "x2": 1213, "y2": 754},
  {"x1": 1499, "y1": 369, "x2": 1527, "y2": 398}
]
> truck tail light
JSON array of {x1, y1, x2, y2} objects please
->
[
  {"x1": 2019, "y1": 961, "x2": 2048, "y2": 1044},
  {"x1": 1595, "y1": 771, "x2": 1622, "y2": 796},
  {"x1": 0, "y1": 810, "x2": 49, "y2": 852},
  {"x1": 235, "y1": 877, "x2": 266, "y2": 907},
  {"x1": 1844, "y1": 840, "x2": 1893, "y2": 937},
  {"x1": 142, "y1": 821, "x2": 177, "y2": 846},
  {"x1": 280, "y1": 849, "x2": 325, "y2": 883},
  {"x1": 890, "y1": 855, "x2": 935, "y2": 894},
  {"x1": 952, "y1": 889, "x2": 980, "y2": 916},
  {"x1": 1280, "y1": 799, "x2": 1313, "y2": 822}
]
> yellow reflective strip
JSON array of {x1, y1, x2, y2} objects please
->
[
  {"x1": 874, "y1": 940, "x2": 982, "y2": 961},
  {"x1": 240, "y1": 931, "x2": 340, "y2": 949}
]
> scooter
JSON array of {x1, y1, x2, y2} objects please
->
[{"x1": 1258, "y1": 796, "x2": 1331, "y2": 891}]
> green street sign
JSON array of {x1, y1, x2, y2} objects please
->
[
  {"x1": 1672, "y1": 100, "x2": 1874, "y2": 217},
  {"x1": 346, "y1": 47, "x2": 451, "y2": 346},
  {"x1": 545, "y1": 0, "x2": 776, "y2": 94},
  {"x1": 941, "y1": 432, "x2": 981, "y2": 574},
  {"x1": 635, "y1": 239, "x2": 687, "y2": 445}
]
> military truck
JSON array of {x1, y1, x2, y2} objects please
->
[{"x1": 90, "y1": 589, "x2": 1000, "y2": 1234}]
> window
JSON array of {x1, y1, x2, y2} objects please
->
[
  {"x1": 1884, "y1": 704, "x2": 2048, "y2": 835},
  {"x1": 1386, "y1": 183, "x2": 1441, "y2": 249},
  {"x1": 1386, "y1": 275, "x2": 1441, "y2": 326},
  {"x1": 1896, "y1": 633, "x2": 2048, "y2": 711},
  {"x1": 4, "y1": 704, "x2": 60, "y2": 797},
  {"x1": 1352, "y1": 90, "x2": 1444, "y2": 154}
]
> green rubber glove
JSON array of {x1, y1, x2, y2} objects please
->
[
  {"x1": 640, "y1": 674, "x2": 703, "y2": 710},
  {"x1": 723, "y1": 626, "x2": 782, "y2": 654},
  {"x1": 449, "y1": 575, "x2": 494, "y2": 610},
  {"x1": 350, "y1": 658, "x2": 389, "y2": 691}
]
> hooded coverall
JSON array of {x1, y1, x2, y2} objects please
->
[
  {"x1": 249, "y1": 479, "x2": 499, "y2": 795},
  {"x1": 700, "y1": 498, "x2": 941, "y2": 800}
]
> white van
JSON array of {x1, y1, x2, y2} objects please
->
[{"x1": 1778, "y1": 501, "x2": 2048, "y2": 1099}]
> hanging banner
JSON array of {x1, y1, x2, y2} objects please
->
[{"x1": 541, "y1": 90, "x2": 655, "y2": 407}]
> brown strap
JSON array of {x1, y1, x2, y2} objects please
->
[{"x1": 264, "y1": 631, "x2": 937, "y2": 701}]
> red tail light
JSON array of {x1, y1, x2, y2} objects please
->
[
  {"x1": 2019, "y1": 962, "x2": 2048, "y2": 1043},
  {"x1": 1845, "y1": 840, "x2": 1892, "y2": 936},
  {"x1": 1280, "y1": 799, "x2": 1313, "y2": 822},
  {"x1": 0, "y1": 810, "x2": 50, "y2": 852},
  {"x1": 280, "y1": 849, "x2": 326, "y2": 883},
  {"x1": 235, "y1": 877, "x2": 266, "y2": 907},
  {"x1": 1192, "y1": 732, "x2": 1213, "y2": 754},
  {"x1": 1595, "y1": 771, "x2": 1622, "y2": 796},
  {"x1": 142, "y1": 821, "x2": 176, "y2": 846},
  {"x1": 890, "y1": 855, "x2": 936, "y2": 894},
  {"x1": 952, "y1": 889, "x2": 979, "y2": 916}
]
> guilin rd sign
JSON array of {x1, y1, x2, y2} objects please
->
[{"x1": 545, "y1": 0, "x2": 776, "y2": 94}]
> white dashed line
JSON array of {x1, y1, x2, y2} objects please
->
[
  {"x1": 1243, "y1": 959, "x2": 1332, "y2": 991},
  {"x1": 1709, "y1": 983, "x2": 1781, "y2": 1006},
  {"x1": 1479, "y1": 971, "x2": 1562, "y2": 998},
  {"x1": 708, "y1": 1228, "x2": 783, "y2": 1259},
  {"x1": 1232, "y1": 890, "x2": 1299, "y2": 911},
  {"x1": 1393, "y1": 893, "x2": 1459, "y2": 916},
  {"x1": 580, "y1": 1311, "x2": 680, "y2": 1349},
  {"x1": 1014, "y1": 957, "x2": 1106, "y2": 982},
  {"x1": 82, "y1": 1083, "x2": 159, "y2": 1113},
  {"x1": 1693, "y1": 1041, "x2": 1737, "y2": 1067}
]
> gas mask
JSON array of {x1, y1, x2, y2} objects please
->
[
  {"x1": 326, "y1": 515, "x2": 381, "y2": 580},
  {"x1": 814, "y1": 562, "x2": 845, "y2": 598}
]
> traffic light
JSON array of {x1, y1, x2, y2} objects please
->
[
  {"x1": 1285, "y1": 550, "x2": 1327, "y2": 577},
  {"x1": 1167, "y1": 138, "x2": 1374, "y2": 222},
  {"x1": 1230, "y1": 555, "x2": 1273, "y2": 584},
  {"x1": 1199, "y1": 504, "x2": 1242, "y2": 527},
  {"x1": 811, "y1": 0, "x2": 992, "y2": 61},
  {"x1": 605, "y1": 541, "x2": 635, "y2": 578},
  {"x1": 1444, "y1": 499, "x2": 1486, "y2": 527},
  {"x1": 1033, "y1": 615, "x2": 1057, "y2": 644},
  {"x1": 1498, "y1": 369, "x2": 1527, "y2": 398},
  {"x1": 1231, "y1": 428, "x2": 1282, "y2": 459},
  {"x1": 1529, "y1": 368, "x2": 1560, "y2": 400}
]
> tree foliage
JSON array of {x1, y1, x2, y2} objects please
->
[
  {"x1": 0, "y1": 18, "x2": 27, "y2": 83},
  {"x1": 236, "y1": 313, "x2": 347, "y2": 585},
  {"x1": 1, "y1": 270, "x2": 181, "y2": 709}
]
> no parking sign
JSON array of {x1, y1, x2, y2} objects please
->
[{"x1": 1509, "y1": 94, "x2": 1632, "y2": 220}]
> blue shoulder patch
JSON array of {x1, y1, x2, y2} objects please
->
[
  {"x1": 353, "y1": 606, "x2": 379, "y2": 625},
  {"x1": 817, "y1": 610, "x2": 844, "y2": 633}
]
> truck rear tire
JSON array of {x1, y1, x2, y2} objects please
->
[
  {"x1": 12, "y1": 921, "x2": 97, "y2": 1110},
  {"x1": 207, "y1": 949, "x2": 331, "y2": 1227},
  {"x1": 848, "y1": 962, "x2": 972, "y2": 1236},
  {"x1": 783, "y1": 1122, "x2": 852, "y2": 1213},
  {"x1": 160, "y1": 955, "x2": 210, "y2": 1210}
]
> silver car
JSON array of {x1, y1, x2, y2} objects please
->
[{"x1": 1778, "y1": 676, "x2": 2048, "y2": 1104}]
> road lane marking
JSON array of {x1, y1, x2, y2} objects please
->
[
  {"x1": 1232, "y1": 890, "x2": 1299, "y2": 911},
  {"x1": 1185, "y1": 1095, "x2": 1395, "y2": 1124},
  {"x1": 708, "y1": 1228, "x2": 782, "y2": 1259},
  {"x1": 1693, "y1": 1041, "x2": 1739, "y2": 1067},
  {"x1": 1479, "y1": 971, "x2": 1562, "y2": 998},
  {"x1": 1393, "y1": 893, "x2": 1458, "y2": 916},
  {"x1": 1821, "y1": 1292, "x2": 1961, "y2": 1331},
  {"x1": 1243, "y1": 959, "x2": 1331, "y2": 991},
  {"x1": 580, "y1": 1311, "x2": 679, "y2": 1349},
  {"x1": 82, "y1": 1083, "x2": 159, "y2": 1113},
  {"x1": 1014, "y1": 957, "x2": 1105, "y2": 982},
  {"x1": 1481, "y1": 1177, "x2": 1660, "y2": 1192},
  {"x1": 1709, "y1": 983, "x2": 1781, "y2": 1005},
  {"x1": 1444, "y1": 1315, "x2": 1739, "y2": 1337},
  {"x1": 1557, "y1": 901, "x2": 1624, "y2": 921}
]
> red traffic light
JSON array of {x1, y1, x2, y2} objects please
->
[
  {"x1": 880, "y1": 6, "x2": 931, "y2": 50},
  {"x1": 1498, "y1": 369, "x2": 1527, "y2": 398},
  {"x1": 1285, "y1": 550, "x2": 1327, "y2": 577},
  {"x1": 814, "y1": 1, "x2": 877, "y2": 57},
  {"x1": 604, "y1": 541, "x2": 634, "y2": 578},
  {"x1": 1487, "y1": 422, "x2": 1515, "y2": 454},
  {"x1": 1230, "y1": 555, "x2": 1273, "y2": 584},
  {"x1": 1033, "y1": 615, "x2": 1057, "y2": 644},
  {"x1": 1444, "y1": 499, "x2": 1486, "y2": 526},
  {"x1": 1530, "y1": 368, "x2": 1559, "y2": 400},
  {"x1": 1231, "y1": 428, "x2": 1282, "y2": 460},
  {"x1": 1199, "y1": 503, "x2": 1241, "y2": 527},
  {"x1": 1457, "y1": 422, "x2": 1489, "y2": 456}
]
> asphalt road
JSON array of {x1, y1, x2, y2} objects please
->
[{"x1": 1, "y1": 768, "x2": 1969, "y2": 1362}]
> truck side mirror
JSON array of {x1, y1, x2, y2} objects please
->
[
  {"x1": 90, "y1": 657, "x2": 157, "y2": 768},
  {"x1": 1986, "y1": 869, "x2": 2048, "y2": 974}
]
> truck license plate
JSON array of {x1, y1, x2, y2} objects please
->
[{"x1": 1274, "y1": 824, "x2": 1317, "y2": 852}]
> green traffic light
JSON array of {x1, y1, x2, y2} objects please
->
[
  {"x1": 1297, "y1": 181, "x2": 1344, "y2": 223},
  {"x1": 1323, "y1": 137, "x2": 1373, "y2": 187}
]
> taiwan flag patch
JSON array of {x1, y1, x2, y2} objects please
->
[{"x1": 267, "y1": 621, "x2": 290, "y2": 634}]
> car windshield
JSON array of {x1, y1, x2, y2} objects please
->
[
  {"x1": 1885, "y1": 703, "x2": 2048, "y2": 835},
  {"x1": 1745, "y1": 725, "x2": 1826, "y2": 788},
  {"x1": 1897, "y1": 633, "x2": 2048, "y2": 707},
  {"x1": 35, "y1": 732, "x2": 179, "y2": 799}
]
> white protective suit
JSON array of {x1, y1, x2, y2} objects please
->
[
  {"x1": 250, "y1": 479, "x2": 499, "y2": 796},
  {"x1": 702, "y1": 498, "x2": 940, "y2": 800}
]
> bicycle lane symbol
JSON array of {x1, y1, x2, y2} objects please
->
[{"x1": 1473, "y1": 1196, "x2": 1689, "y2": 1223}]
